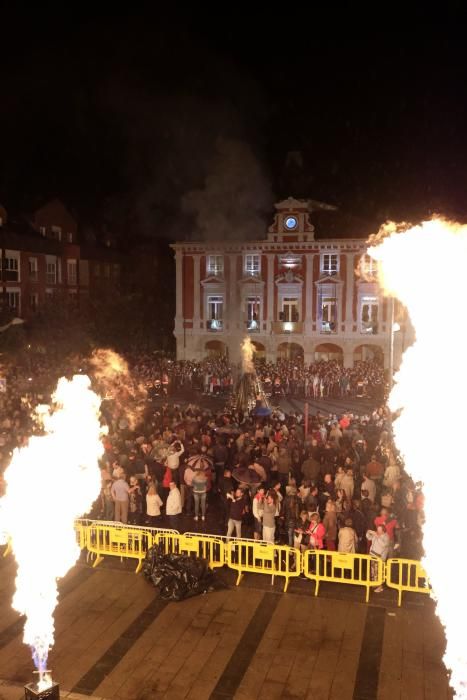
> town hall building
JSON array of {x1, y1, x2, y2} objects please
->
[{"x1": 172, "y1": 198, "x2": 407, "y2": 368}]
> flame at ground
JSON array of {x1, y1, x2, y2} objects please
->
[
  {"x1": 369, "y1": 217, "x2": 467, "y2": 697},
  {"x1": 0, "y1": 375, "x2": 104, "y2": 684},
  {"x1": 241, "y1": 337, "x2": 255, "y2": 374}
]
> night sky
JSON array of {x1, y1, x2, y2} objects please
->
[{"x1": 1, "y1": 7, "x2": 467, "y2": 241}]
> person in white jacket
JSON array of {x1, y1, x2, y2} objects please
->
[
  {"x1": 166, "y1": 441, "x2": 184, "y2": 472},
  {"x1": 166, "y1": 481, "x2": 182, "y2": 530}
]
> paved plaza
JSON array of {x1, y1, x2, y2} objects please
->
[{"x1": 0, "y1": 553, "x2": 451, "y2": 700}]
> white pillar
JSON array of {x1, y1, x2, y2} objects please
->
[
  {"x1": 175, "y1": 249, "x2": 183, "y2": 324},
  {"x1": 193, "y1": 254, "x2": 201, "y2": 330},
  {"x1": 345, "y1": 252, "x2": 355, "y2": 332},
  {"x1": 228, "y1": 254, "x2": 238, "y2": 330},
  {"x1": 305, "y1": 253, "x2": 315, "y2": 334},
  {"x1": 266, "y1": 253, "x2": 275, "y2": 330}
]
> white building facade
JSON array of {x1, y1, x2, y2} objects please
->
[{"x1": 172, "y1": 198, "x2": 407, "y2": 368}]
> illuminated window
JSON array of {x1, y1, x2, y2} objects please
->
[
  {"x1": 319, "y1": 284, "x2": 337, "y2": 333},
  {"x1": 245, "y1": 254, "x2": 261, "y2": 276},
  {"x1": 246, "y1": 297, "x2": 261, "y2": 330},
  {"x1": 207, "y1": 255, "x2": 224, "y2": 276},
  {"x1": 360, "y1": 296, "x2": 379, "y2": 334},
  {"x1": 321, "y1": 253, "x2": 339, "y2": 275},
  {"x1": 281, "y1": 297, "x2": 299, "y2": 323},
  {"x1": 207, "y1": 295, "x2": 223, "y2": 330},
  {"x1": 361, "y1": 253, "x2": 378, "y2": 277}
]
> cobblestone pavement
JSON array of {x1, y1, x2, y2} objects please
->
[{"x1": 0, "y1": 554, "x2": 451, "y2": 700}]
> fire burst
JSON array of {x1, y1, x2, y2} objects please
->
[
  {"x1": 0, "y1": 375, "x2": 104, "y2": 689},
  {"x1": 369, "y1": 217, "x2": 467, "y2": 698}
]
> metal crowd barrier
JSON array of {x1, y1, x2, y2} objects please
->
[
  {"x1": 226, "y1": 540, "x2": 301, "y2": 592},
  {"x1": 303, "y1": 549, "x2": 385, "y2": 602},
  {"x1": 72, "y1": 520, "x2": 431, "y2": 604},
  {"x1": 385, "y1": 557, "x2": 431, "y2": 606},
  {"x1": 153, "y1": 531, "x2": 225, "y2": 569},
  {"x1": 85, "y1": 521, "x2": 177, "y2": 573}
]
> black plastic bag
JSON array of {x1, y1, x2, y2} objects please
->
[{"x1": 143, "y1": 545, "x2": 225, "y2": 601}]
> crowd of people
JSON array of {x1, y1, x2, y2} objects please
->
[
  {"x1": 0, "y1": 348, "x2": 423, "y2": 595},
  {"x1": 129, "y1": 355, "x2": 386, "y2": 400}
]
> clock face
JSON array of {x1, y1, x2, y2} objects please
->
[{"x1": 284, "y1": 216, "x2": 298, "y2": 230}]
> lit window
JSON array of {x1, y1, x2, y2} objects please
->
[
  {"x1": 281, "y1": 297, "x2": 300, "y2": 323},
  {"x1": 207, "y1": 295, "x2": 223, "y2": 330},
  {"x1": 207, "y1": 255, "x2": 224, "y2": 276},
  {"x1": 67, "y1": 232, "x2": 73, "y2": 243},
  {"x1": 361, "y1": 253, "x2": 378, "y2": 277},
  {"x1": 360, "y1": 296, "x2": 379, "y2": 334},
  {"x1": 245, "y1": 254, "x2": 260, "y2": 276},
  {"x1": 319, "y1": 284, "x2": 337, "y2": 333},
  {"x1": 246, "y1": 297, "x2": 261, "y2": 330},
  {"x1": 321, "y1": 253, "x2": 339, "y2": 276},
  {"x1": 29, "y1": 258, "x2": 38, "y2": 282},
  {"x1": 39, "y1": 226, "x2": 46, "y2": 237}
]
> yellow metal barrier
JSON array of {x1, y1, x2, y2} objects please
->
[
  {"x1": 227, "y1": 540, "x2": 300, "y2": 592},
  {"x1": 385, "y1": 558, "x2": 431, "y2": 606},
  {"x1": 72, "y1": 520, "x2": 430, "y2": 607},
  {"x1": 303, "y1": 549, "x2": 385, "y2": 602},
  {"x1": 74, "y1": 518, "x2": 93, "y2": 551},
  {"x1": 86, "y1": 522, "x2": 177, "y2": 573},
  {"x1": 153, "y1": 532, "x2": 225, "y2": 569}
]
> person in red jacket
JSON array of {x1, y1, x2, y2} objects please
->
[
  {"x1": 374, "y1": 507, "x2": 400, "y2": 555},
  {"x1": 307, "y1": 512, "x2": 326, "y2": 549}
]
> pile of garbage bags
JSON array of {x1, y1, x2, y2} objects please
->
[{"x1": 143, "y1": 545, "x2": 224, "y2": 601}]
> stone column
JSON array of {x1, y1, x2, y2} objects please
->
[
  {"x1": 345, "y1": 253, "x2": 355, "y2": 332},
  {"x1": 228, "y1": 253, "x2": 241, "y2": 365},
  {"x1": 228, "y1": 254, "x2": 238, "y2": 331},
  {"x1": 266, "y1": 253, "x2": 275, "y2": 331},
  {"x1": 304, "y1": 253, "x2": 315, "y2": 335},
  {"x1": 175, "y1": 249, "x2": 183, "y2": 326},
  {"x1": 193, "y1": 254, "x2": 201, "y2": 331}
]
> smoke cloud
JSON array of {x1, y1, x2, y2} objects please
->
[{"x1": 182, "y1": 137, "x2": 273, "y2": 241}]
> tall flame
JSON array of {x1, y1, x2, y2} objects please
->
[
  {"x1": 241, "y1": 336, "x2": 255, "y2": 374},
  {"x1": 0, "y1": 375, "x2": 104, "y2": 685},
  {"x1": 369, "y1": 217, "x2": 467, "y2": 697}
]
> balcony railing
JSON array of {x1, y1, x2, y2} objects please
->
[
  {"x1": 207, "y1": 319, "x2": 224, "y2": 331},
  {"x1": 320, "y1": 322, "x2": 337, "y2": 334},
  {"x1": 246, "y1": 319, "x2": 260, "y2": 332},
  {"x1": 271, "y1": 321, "x2": 303, "y2": 334}
]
